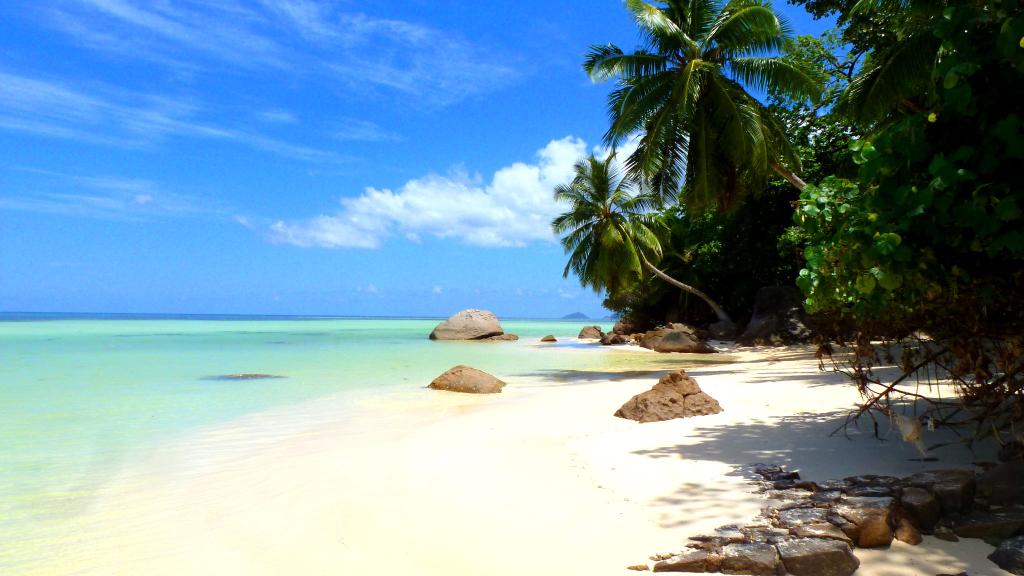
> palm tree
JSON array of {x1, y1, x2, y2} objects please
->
[
  {"x1": 584, "y1": 0, "x2": 821, "y2": 211},
  {"x1": 552, "y1": 153, "x2": 733, "y2": 324}
]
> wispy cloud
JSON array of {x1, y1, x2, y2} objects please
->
[
  {"x1": 267, "y1": 136, "x2": 589, "y2": 249},
  {"x1": 258, "y1": 110, "x2": 298, "y2": 124},
  {"x1": 31, "y1": 1, "x2": 518, "y2": 108},
  {"x1": 0, "y1": 169, "x2": 223, "y2": 220},
  {"x1": 333, "y1": 119, "x2": 401, "y2": 143},
  {"x1": 0, "y1": 70, "x2": 342, "y2": 162}
]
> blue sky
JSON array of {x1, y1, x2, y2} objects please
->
[{"x1": 0, "y1": 0, "x2": 832, "y2": 318}]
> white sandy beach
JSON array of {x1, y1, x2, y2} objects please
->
[{"x1": 51, "y1": 344, "x2": 1008, "y2": 575}]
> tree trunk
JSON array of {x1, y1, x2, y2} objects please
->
[
  {"x1": 640, "y1": 256, "x2": 733, "y2": 324},
  {"x1": 771, "y1": 162, "x2": 807, "y2": 191}
]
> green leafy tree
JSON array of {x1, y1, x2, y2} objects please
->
[
  {"x1": 584, "y1": 0, "x2": 821, "y2": 211},
  {"x1": 552, "y1": 154, "x2": 733, "y2": 323}
]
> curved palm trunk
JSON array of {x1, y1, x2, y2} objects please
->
[
  {"x1": 771, "y1": 162, "x2": 807, "y2": 191},
  {"x1": 640, "y1": 255, "x2": 733, "y2": 324}
]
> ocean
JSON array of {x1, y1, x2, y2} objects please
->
[{"x1": 0, "y1": 314, "x2": 701, "y2": 573}]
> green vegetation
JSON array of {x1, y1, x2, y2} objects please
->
[{"x1": 555, "y1": 0, "x2": 1024, "y2": 445}]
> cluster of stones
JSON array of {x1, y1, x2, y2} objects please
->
[
  {"x1": 633, "y1": 460, "x2": 1024, "y2": 574},
  {"x1": 577, "y1": 323, "x2": 716, "y2": 354}
]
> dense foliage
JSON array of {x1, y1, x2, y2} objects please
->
[{"x1": 793, "y1": 0, "x2": 1024, "y2": 446}]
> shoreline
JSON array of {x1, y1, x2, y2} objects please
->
[{"x1": 47, "y1": 343, "x2": 1009, "y2": 575}]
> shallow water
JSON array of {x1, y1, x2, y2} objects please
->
[{"x1": 0, "y1": 315, "x2": 721, "y2": 573}]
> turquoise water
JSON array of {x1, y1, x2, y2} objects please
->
[{"x1": 0, "y1": 315, "x2": 713, "y2": 573}]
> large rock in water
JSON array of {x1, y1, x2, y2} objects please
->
[
  {"x1": 428, "y1": 365, "x2": 506, "y2": 394},
  {"x1": 578, "y1": 325, "x2": 604, "y2": 339},
  {"x1": 738, "y1": 286, "x2": 812, "y2": 346},
  {"x1": 430, "y1": 309, "x2": 505, "y2": 340},
  {"x1": 614, "y1": 370, "x2": 722, "y2": 423}
]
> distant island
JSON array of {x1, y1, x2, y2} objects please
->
[{"x1": 561, "y1": 312, "x2": 589, "y2": 320}]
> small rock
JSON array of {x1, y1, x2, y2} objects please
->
[
  {"x1": 428, "y1": 365, "x2": 506, "y2": 394},
  {"x1": 810, "y1": 491, "x2": 843, "y2": 505},
  {"x1": 777, "y1": 538, "x2": 860, "y2": 576},
  {"x1": 901, "y1": 487, "x2": 941, "y2": 533},
  {"x1": 933, "y1": 525, "x2": 960, "y2": 542},
  {"x1": 834, "y1": 497, "x2": 895, "y2": 548},
  {"x1": 540, "y1": 335, "x2": 557, "y2": 342},
  {"x1": 895, "y1": 517, "x2": 923, "y2": 545},
  {"x1": 600, "y1": 332, "x2": 628, "y2": 345},
  {"x1": 652, "y1": 550, "x2": 707, "y2": 572},
  {"x1": 627, "y1": 564, "x2": 650, "y2": 571},
  {"x1": 989, "y1": 535, "x2": 1024, "y2": 575},
  {"x1": 578, "y1": 325, "x2": 603, "y2": 339},
  {"x1": 720, "y1": 542, "x2": 779, "y2": 575}
]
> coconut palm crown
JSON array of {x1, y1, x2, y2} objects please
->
[
  {"x1": 552, "y1": 153, "x2": 732, "y2": 323},
  {"x1": 585, "y1": 0, "x2": 821, "y2": 211}
]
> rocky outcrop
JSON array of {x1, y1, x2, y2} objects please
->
[
  {"x1": 614, "y1": 370, "x2": 722, "y2": 423},
  {"x1": 639, "y1": 327, "x2": 716, "y2": 354},
  {"x1": 578, "y1": 325, "x2": 604, "y2": 339},
  {"x1": 540, "y1": 335, "x2": 557, "y2": 343},
  {"x1": 738, "y1": 286, "x2": 812, "y2": 346},
  {"x1": 429, "y1": 309, "x2": 506, "y2": 340},
  {"x1": 428, "y1": 365, "x2": 506, "y2": 394},
  {"x1": 600, "y1": 332, "x2": 628, "y2": 346},
  {"x1": 631, "y1": 462, "x2": 1024, "y2": 575},
  {"x1": 990, "y1": 535, "x2": 1024, "y2": 575}
]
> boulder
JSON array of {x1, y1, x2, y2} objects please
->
[
  {"x1": 429, "y1": 309, "x2": 505, "y2": 340},
  {"x1": 903, "y1": 469, "x2": 976, "y2": 515},
  {"x1": 600, "y1": 332, "x2": 628, "y2": 346},
  {"x1": 777, "y1": 538, "x2": 860, "y2": 576},
  {"x1": 428, "y1": 365, "x2": 506, "y2": 394},
  {"x1": 738, "y1": 286, "x2": 812, "y2": 346},
  {"x1": 640, "y1": 328, "x2": 716, "y2": 354},
  {"x1": 652, "y1": 550, "x2": 708, "y2": 572},
  {"x1": 989, "y1": 535, "x2": 1024, "y2": 575},
  {"x1": 613, "y1": 318, "x2": 648, "y2": 335},
  {"x1": 720, "y1": 542, "x2": 779, "y2": 575},
  {"x1": 900, "y1": 486, "x2": 941, "y2": 533},
  {"x1": 834, "y1": 497, "x2": 895, "y2": 548},
  {"x1": 540, "y1": 335, "x2": 557, "y2": 343},
  {"x1": 894, "y1": 517, "x2": 923, "y2": 545},
  {"x1": 709, "y1": 319, "x2": 738, "y2": 340},
  {"x1": 578, "y1": 325, "x2": 604, "y2": 339},
  {"x1": 978, "y1": 462, "x2": 1024, "y2": 506},
  {"x1": 951, "y1": 506, "x2": 1024, "y2": 542},
  {"x1": 614, "y1": 370, "x2": 722, "y2": 423}
]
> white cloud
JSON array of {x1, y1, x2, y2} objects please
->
[
  {"x1": 258, "y1": 110, "x2": 298, "y2": 124},
  {"x1": 432, "y1": 286, "x2": 443, "y2": 294},
  {"x1": 269, "y1": 136, "x2": 589, "y2": 249}
]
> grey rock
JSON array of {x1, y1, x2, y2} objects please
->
[
  {"x1": 978, "y1": 462, "x2": 1024, "y2": 506},
  {"x1": 777, "y1": 538, "x2": 860, "y2": 576},
  {"x1": 900, "y1": 487, "x2": 941, "y2": 533},
  {"x1": 789, "y1": 523, "x2": 854, "y2": 546},
  {"x1": 719, "y1": 542, "x2": 779, "y2": 575},
  {"x1": 776, "y1": 507, "x2": 830, "y2": 529},
  {"x1": 429, "y1": 309, "x2": 505, "y2": 340},
  {"x1": 737, "y1": 286, "x2": 812, "y2": 346},
  {"x1": 428, "y1": 365, "x2": 506, "y2": 394},
  {"x1": 578, "y1": 325, "x2": 604, "y2": 339},
  {"x1": 653, "y1": 550, "x2": 708, "y2": 572},
  {"x1": 903, "y1": 469, "x2": 976, "y2": 515},
  {"x1": 951, "y1": 506, "x2": 1024, "y2": 541},
  {"x1": 989, "y1": 535, "x2": 1024, "y2": 575}
]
